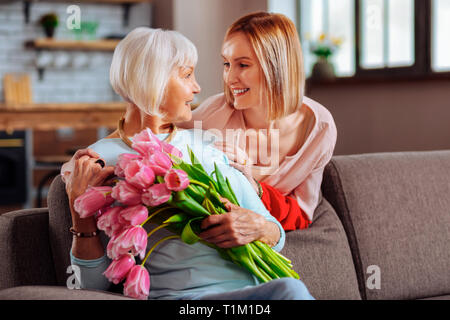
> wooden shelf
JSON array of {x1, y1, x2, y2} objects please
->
[
  {"x1": 27, "y1": 38, "x2": 121, "y2": 51},
  {"x1": 0, "y1": 102, "x2": 127, "y2": 131},
  {"x1": 26, "y1": 0, "x2": 150, "y2": 3},
  {"x1": 0, "y1": 102, "x2": 127, "y2": 112}
]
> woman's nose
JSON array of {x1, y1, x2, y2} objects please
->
[
  {"x1": 224, "y1": 67, "x2": 237, "y2": 86},
  {"x1": 193, "y1": 80, "x2": 201, "y2": 94}
]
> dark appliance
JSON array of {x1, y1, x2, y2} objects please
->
[{"x1": 0, "y1": 131, "x2": 27, "y2": 205}]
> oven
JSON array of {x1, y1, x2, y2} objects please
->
[{"x1": 0, "y1": 131, "x2": 27, "y2": 205}]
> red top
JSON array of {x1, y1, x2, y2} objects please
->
[{"x1": 260, "y1": 182, "x2": 311, "y2": 231}]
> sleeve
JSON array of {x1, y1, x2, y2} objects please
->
[
  {"x1": 260, "y1": 182, "x2": 311, "y2": 231},
  {"x1": 70, "y1": 250, "x2": 112, "y2": 291},
  {"x1": 217, "y1": 163, "x2": 286, "y2": 252}
]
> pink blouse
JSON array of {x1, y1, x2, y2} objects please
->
[{"x1": 177, "y1": 93, "x2": 337, "y2": 221}]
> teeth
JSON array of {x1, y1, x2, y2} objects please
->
[{"x1": 233, "y1": 88, "x2": 249, "y2": 95}]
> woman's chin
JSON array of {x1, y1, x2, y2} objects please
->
[{"x1": 175, "y1": 110, "x2": 192, "y2": 123}]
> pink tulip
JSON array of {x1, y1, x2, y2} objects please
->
[
  {"x1": 74, "y1": 186, "x2": 114, "y2": 218},
  {"x1": 111, "y1": 180, "x2": 142, "y2": 206},
  {"x1": 164, "y1": 169, "x2": 190, "y2": 191},
  {"x1": 103, "y1": 254, "x2": 135, "y2": 285},
  {"x1": 123, "y1": 265, "x2": 150, "y2": 300},
  {"x1": 97, "y1": 206, "x2": 123, "y2": 237},
  {"x1": 124, "y1": 159, "x2": 155, "y2": 190},
  {"x1": 161, "y1": 141, "x2": 183, "y2": 158},
  {"x1": 115, "y1": 153, "x2": 142, "y2": 178},
  {"x1": 132, "y1": 128, "x2": 162, "y2": 156},
  {"x1": 119, "y1": 205, "x2": 148, "y2": 227},
  {"x1": 143, "y1": 150, "x2": 173, "y2": 176},
  {"x1": 107, "y1": 225, "x2": 148, "y2": 260},
  {"x1": 142, "y1": 183, "x2": 172, "y2": 207}
]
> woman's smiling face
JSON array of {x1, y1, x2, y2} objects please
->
[
  {"x1": 222, "y1": 32, "x2": 264, "y2": 111},
  {"x1": 160, "y1": 65, "x2": 201, "y2": 122}
]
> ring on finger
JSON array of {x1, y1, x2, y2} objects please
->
[{"x1": 95, "y1": 159, "x2": 105, "y2": 168}]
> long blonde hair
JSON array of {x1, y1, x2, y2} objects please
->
[{"x1": 224, "y1": 12, "x2": 305, "y2": 120}]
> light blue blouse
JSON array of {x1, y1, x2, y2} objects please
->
[{"x1": 70, "y1": 128, "x2": 285, "y2": 300}]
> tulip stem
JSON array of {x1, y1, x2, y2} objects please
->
[
  {"x1": 140, "y1": 207, "x2": 172, "y2": 227},
  {"x1": 141, "y1": 235, "x2": 180, "y2": 266},
  {"x1": 189, "y1": 180, "x2": 209, "y2": 190},
  {"x1": 146, "y1": 223, "x2": 169, "y2": 238}
]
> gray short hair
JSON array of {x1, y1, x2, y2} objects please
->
[{"x1": 110, "y1": 27, "x2": 198, "y2": 117}]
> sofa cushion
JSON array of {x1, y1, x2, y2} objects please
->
[
  {"x1": 0, "y1": 285, "x2": 133, "y2": 300},
  {"x1": 322, "y1": 151, "x2": 450, "y2": 300},
  {"x1": 280, "y1": 197, "x2": 361, "y2": 300}
]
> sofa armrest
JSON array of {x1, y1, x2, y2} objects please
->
[{"x1": 0, "y1": 208, "x2": 57, "y2": 290}]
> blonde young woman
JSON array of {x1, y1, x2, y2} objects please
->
[
  {"x1": 65, "y1": 27, "x2": 313, "y2": 300},
  {"x1": 177, "y1": 12, "x2": 337, "y2": 230}
]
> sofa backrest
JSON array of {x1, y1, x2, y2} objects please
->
[{"x1": 322, "y1": 150, "x2": 450, "y2": 300}]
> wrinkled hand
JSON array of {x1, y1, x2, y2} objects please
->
[
  {"x1": 65, "y1": 154, "x2": 115, "y2": 204},
  {"x1": 199, "y1": 197, "x2": 266, "y2": 248},
  {"x1": 61, "y1": 148, "x2": 102, "y2": 184},
  {"x1": 213, "y1": 141, "x2": 258, "y2": 193}
]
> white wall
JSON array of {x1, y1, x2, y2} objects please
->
[
  {"x1": 171, "y1": 0, "x2": 268, "y2": 102},
  {"x1": 0, "y1": 1, "x2": 151, "y2": 103}
]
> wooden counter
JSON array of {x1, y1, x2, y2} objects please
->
[{"x1": 0, "y1": 102, "x2": 127, "y2": 131}]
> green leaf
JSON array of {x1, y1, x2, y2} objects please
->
[
  {"x1": 187, "y1": 145, "x2": 207, "y2": 173},
  {"x1": 213, "y1": 163, "x2": 238, "y2": 205},
  {"x1": 168, "y1": 190, "x2": 211, "y2": 217},
  {"x1": 202, "y1": 197, "x2": 219, "y2": 215},
  {"x1": 181, "y1": 217, "x2": 203, "y2": 245},
  {"x1": 225, "y1": 177, "x2": 239, "y2": 206},
  {"x1": 163, "y1": 212, "x2": 189, "y2": 224}
]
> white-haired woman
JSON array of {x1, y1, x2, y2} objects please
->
[{"x1": 65, "y1": 27, "x2": 313, "y2": 300}]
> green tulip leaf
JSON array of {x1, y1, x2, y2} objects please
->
[
  {"x1": 181, "y1": 217, "x2": 203, "y2": 245},
  {"x1": 163, "y1": 213, "x2": 189, "y2": 224}
]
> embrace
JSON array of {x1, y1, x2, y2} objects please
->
[{"x1": 62, "y1": 12, "x2": 336, "y2": 300}]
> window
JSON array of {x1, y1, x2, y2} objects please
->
[
  {"x1": 360, "y1": 0, "x2": 415, "y2": 69},
  {"x1": 299, "y1": 0, "x2": 355, "y2": 77},
  {"x1": 432, "y1": 0, "x2": 450, "y2": 71},
  {"x1": 268, "y1": 0, "x2": 450, "y2": 78}
]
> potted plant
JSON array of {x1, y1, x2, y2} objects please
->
[
  {"x1": 39, "y1": 13, "x2": 59, "y2": 38},
  {"x1": 307, "y1": 33, "x2": 343, "y2": 81}
]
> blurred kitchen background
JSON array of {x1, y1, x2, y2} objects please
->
[{"x1": 0, "y1": 0, "x2": 449, "y2": 212}]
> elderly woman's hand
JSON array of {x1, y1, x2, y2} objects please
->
[
  {"x1": 61, "y1": 148, "x2": 103, "y2": 184},
  {"x1": 65, "y1": 155, "x2": 115, "y2": 205},
  {"x1": 199, "y1": 197, "x2": 280, "y2": 248}
]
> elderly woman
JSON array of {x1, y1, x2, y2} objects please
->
[{"x1": 66, "y1": 27, "x2": 313, "y2": 300}]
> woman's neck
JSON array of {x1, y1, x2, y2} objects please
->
[
  {"x1": 122, "y1": 103, "x2": 173, "y2": 137},
  {"x1": 242, "y1": 107, "x2": 271, "y2": 130}
]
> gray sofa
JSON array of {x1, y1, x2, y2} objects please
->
[{"x1": 1, "y1": 150, "x2": 449, "y2": 300}]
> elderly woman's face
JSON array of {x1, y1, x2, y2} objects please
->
[
  {"x1": 160, "y1": 66, "x2": 201, "y2": 122},
  {"x1": 222, "y1": 32, "x2": 263, "y2": 111}
]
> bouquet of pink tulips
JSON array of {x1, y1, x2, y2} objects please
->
[{"x1": 74, "y1": 128, "x2": 299, "y2": 300}]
